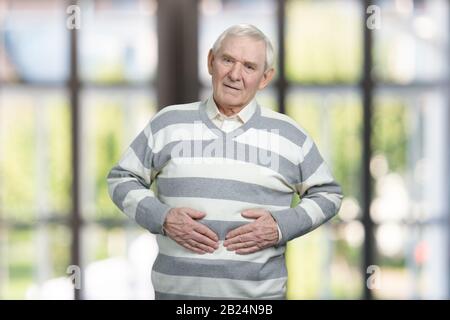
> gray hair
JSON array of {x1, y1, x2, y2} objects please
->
[{"x1": 211, "y1": 24, "x2": 275, "y2": 71}]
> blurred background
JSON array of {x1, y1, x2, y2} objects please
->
[{"x1": 0, "y1": 0, "x2": 449, "y2": 300}]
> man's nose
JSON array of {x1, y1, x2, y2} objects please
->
[{"x1": 228, "y1": 63, "x2": 242, "y2": 81}]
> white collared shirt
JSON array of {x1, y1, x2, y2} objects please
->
[{"x1": 205, "y1": 95, "x2": 257, "y2": 133}]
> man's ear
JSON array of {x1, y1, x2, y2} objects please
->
[
  {"x1": 258, "y1": 68, "x2": 275, "y2": 90},
  {"x1": 207, "y1": 49, "x2": 214, "y2": 75}
]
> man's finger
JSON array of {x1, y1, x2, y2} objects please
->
[
  {"x1": 225, "y1": 223, "x2": 254, "y2": 240},
  {"x1": 183, "y1": 242, "x2": 207, "y2": 254},
  {"x1": 184, "y1": 208, "x2": 206, "y2": 220},
  {"x1": 192, "y1": 231, "x2": 219, "y2": 249},
  {"x1": 236, "y1": 246, "x2": 260, "y2": 255},
  {"x1": 194, "y1": 222, "x2": 219, "y2": 242},
  {"x1": 187, "y1": 239, "x2": 215, "y2": 253},
  {"x1": 223, "y1": 233, "x2": 252, "y2": 246},
  {"x1": 226, "y1": 241, "x2": 256, "y2": 251},
  {"x1": 241, "y1": 210, "x2": 266, "y2": 219}
]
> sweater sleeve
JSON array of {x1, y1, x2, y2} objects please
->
[
  {"x1": 106, "y1": 120, "x2": 172, "y2": 234},
  {"x1": 270, "y1": 135, "x2": 343, "y2": 246}
]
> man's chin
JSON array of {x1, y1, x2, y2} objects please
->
[
  {"x1": 222, "y1": 89, "x2": 240, "y2": 96},
  {"x1": 217, "y1": 93, "x2": 243, "y2": 104}
]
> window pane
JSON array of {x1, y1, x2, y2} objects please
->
[
  {"x1": 372, "y1": 89, "x2": 447, "y2": 223},
  {"x1": 2, "y1": 229, "x2": 33, "y2": 299},
  {"x1": 0, "y1": 0, "x2": 69, "y2": 83},
  {"x1": 373, "y1": 89, "x2": 449, "y2": 299},
  {"x1": 373, "y1": 223, "x2": 446, "y2": 299},
  {"x1": 287, "y1": 223, "x2": 363, "y2": 299},
  {"x1": 256, "y1": 86, "x2": 278, "y2": 111},
  {"x1": 198, "y1": 0, "x2": 278, "y2": 86},
  {"x1": 373, "y1": 0, "x2": 449, "y2": 83},
  {"x1": 330, "y1": 221, "x2": 364, "y2": 298},
  {"x1": 286, "y1": 229, "x2": 323, "y2": 298},
  {"x1": 286, "y1": 0, "x2": 363, "y2": 83},
  {"x1": 287, "y1": 89, "x2": 362, "y2": 204},
  {"x1": 0, "y1": 89, "x2": 71, "y2": 221},
  {"x1": 82, "y1": 225, "x2": 157, "y2": 299},
  {"x1": 79, "y1": 0, "x2": 158, "y2": 83},
  {"x1": 286, "y1": 90, "x2": 363, "y2": 298},
  {"x1": 80, "y1": 88, "x2": 157, "y2": 220},
  {"x1": 1, "y1": 226, "x2": 72, "y2": 299},
  {"x1": 374, "y1": 223, "x2": 410, "y2": 299}
]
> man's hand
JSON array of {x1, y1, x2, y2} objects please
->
[
  {"x1": 163, "y1": 207, "x2": 219, "y2": 254},
  {"x1": 223, "y1": 209, "x2": 279, "y2": 254}
]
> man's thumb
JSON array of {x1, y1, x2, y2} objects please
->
[
  {"x1": 184, "y1": 208, "x2": 206, "y2": 219},
  {"x1": 241, "y1": 209, "x2": 265, "y2": 219}
]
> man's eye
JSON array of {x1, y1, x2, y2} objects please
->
[{"x1": 245, "y1": 65, "x2": 255, "y2": 70}]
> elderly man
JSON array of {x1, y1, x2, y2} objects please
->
[{"x1": 107, "y1": 24, "x2": 343, "y2": 300}]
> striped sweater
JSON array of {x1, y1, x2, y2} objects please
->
[{"x1": 107, "y1": 98, "x2": 343, "y2": 300}]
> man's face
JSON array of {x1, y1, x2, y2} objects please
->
[{"x1": 207, "y1": 36, "x2": 274, "y2": 110}]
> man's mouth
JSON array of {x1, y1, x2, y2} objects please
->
[{"x1": 223, "y1": 84, "x2": 241, "y2": 91}]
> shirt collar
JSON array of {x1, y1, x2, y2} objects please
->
[{"x1": 206, "y1": 95, "x2": 257, "y2": 124}]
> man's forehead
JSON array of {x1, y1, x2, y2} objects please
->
[{"x1": 218, "y1": 36, "x2": 266, "y2": 64}]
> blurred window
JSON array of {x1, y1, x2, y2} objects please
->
[{"x1": 0, "y1": 0, "x2": 448, "y2": 300}]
